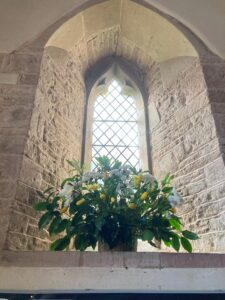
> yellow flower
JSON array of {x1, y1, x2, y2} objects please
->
[
  {"x1": 133, "y1": 174, "x2": 143, "y2": 188},
  {"x1": 111, "y1": 197, "x2": 116, "y2": 203},
  {"x1": 60, "y1": 206, "x2": 68, "y2": 214},
  {"x1": 128, "y1": 203, "x2": 137, "y2": 209},
  {"x1": 140, "y1": 192, "x2": 148, "y2": 201},
  {"x1": 76, "y1": 198, "x2": 86, "y2": 206},
  {"x1": 87, "y1": 184, "x2": 99, "y2": 191},
  {"x1": 100, "y1": 193, "x2": 106, "y2": 200}
]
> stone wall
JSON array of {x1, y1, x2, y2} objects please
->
[
  {"x1": 2, "y1": 47, "x2": 85, "y2": 250},
  {"x1": 0, "y1": 0, "x2": 225, "y2": 251},
  {"x1": 149, "y1": 57, "x2": 225, "y2": 252},
  {"x1": 1, "y1": 49, "x2": 225, "y2": 252},
  {"x1": 0, "y1": 50, "x2": 41, "y2": 249}
]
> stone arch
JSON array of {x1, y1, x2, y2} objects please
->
[{"x1": 1, "y1": 0, "x2": 225, "y2": 252}]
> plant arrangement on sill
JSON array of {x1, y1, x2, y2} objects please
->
[{"x1": 34, "y1": 156, "x2": 198, "y2": 252}]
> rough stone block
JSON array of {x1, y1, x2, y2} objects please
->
[
  {"x1": 5, "y1": 232, "x2": 28, "y2": 250},
  {"x1": 20, "y1": 157, "x2": 43, "y2": 189},
  {"x1": 0, "y1": 155, "x2": 21, "y2": 180},
  {"x1": 26, "y1": 236, "x2": 50, "y2": 251},
  {"x1": 26, "y1": 224, "x2": 50, "y2": 241},
  {"x1": 12, "y1": 200, "x2": 38, "y2": 220},
  {"x1": 179, "y1": 62, "x2": 207, "y2": 102},
  {"x1": 7, "y1": 212, "x2": 28, "y2": 234},
  {"x1": 0, "y1": 135, "x2": 27, "y2": 155},
  {"x1": 18, "y1": 73, "x2": 39, "y2": 85},
  {"x1": 0, "y1": 181, "x2": 16, "y2": 198},
  {"x1": 0, "y1": 105, "x2": 32, "y2": 128},
  {"x1": 15, "y1": 182, "x2": 29, "y2": 204},
  {"x1": 0, "y1": 214, "x2": 10, "y2": 249},
  {"x1": 204, "y1": 157, "x2": 225, "y2": 186},
  {"x1": 0, "y1": 83, "x2": 35, "y2": 106},
  {"x1": 0, "y1": 73, "x2": 18, "y2": 84}
]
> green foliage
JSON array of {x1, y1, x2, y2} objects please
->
[
  {"x1": 182, "y1": 230, "x2": 199, "y2": 240},
  {"x1": 67, "y1": 160, "x2": 83, "y2": 174},
  {"x1": 171, "y1": 235, "x2": 180, "y2": 252},
  {"x1": 50, "y1": 237, "x2": 70, "y2": 251},
  {"x1": 181, "y1": 237, "x2": 192, "y2": 253},
  {"x1": 142, "y1": 230, "x2": 154, "y2": 242},
  {"x1": 95, "y1": 156, "x2": 111, "y2": 171},
  {"x1": 161, "y1": 174, "x2": 174, "y2": 187},
  {"x1": 38, "y1": 212, "x2": 54, "y2": 230},
  {"x1": 169, "y1": 218, "x2": 181, "y2": 231},
  {"x1": 34, "y1": 156, "x2": 199, "y2": 252}
]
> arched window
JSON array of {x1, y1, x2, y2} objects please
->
[{"x1": 84, "y1": 64, "x2": 149, "y2": 171}]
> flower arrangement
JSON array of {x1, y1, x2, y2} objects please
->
[{"x1": 34, "y1": 156, "x2": 198, "y2": 252}]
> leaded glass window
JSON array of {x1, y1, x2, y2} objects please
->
[{"x1": 91, "y1": 80, "x2": 140, "y2": 169}]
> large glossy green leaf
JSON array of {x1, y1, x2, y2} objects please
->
[
  {"x1": 169, "y1": 218, "x2": 181, "y2": 230},
  {"x1": 181, "y1": 237, "x2": 192, "y2": 253},
  {"x1": 162, "y1": 186, "x2": 173, "y2": 194},
  {"x1": 50, "y1": 237, "x2": 70, "y2": 251},
  {"x1": 38, "y1": 212, "x2": 53, "y2": 230},
  {"x1": 142, "y1": 230, "x2": 154, "y2": 241},
  {"x1": 171, "y1": 235, "x2": 180, "y2": 252},
  {"x1": 163, "y1": 240, "x2": 171, "y2": 247},
  {"x1": 54, "y1": 219, "x2": 68, "y2": 234},
  {"x1": 52, "y1": 196, "x2": 60, "y2": 207},
  {"x1": 48, "y1": 217, "x2": 61, "y2": 236},
  {"x1": 74, "y1": 234, "x2": 89, "y2": 251},
  {"x1": 182, "y1": 230, "x2": 199, "y2": 240}
]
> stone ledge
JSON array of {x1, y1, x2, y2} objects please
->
[
  {"x1": 0, "y1": 251, "x2": 225, "y2": 268},
  {"x1": 0, "y1": 251, "x2": 225, "y2": 292}
]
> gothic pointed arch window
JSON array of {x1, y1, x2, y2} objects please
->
[{"x1": 84, "y1": 64, "x2": 150, "y2": 171}]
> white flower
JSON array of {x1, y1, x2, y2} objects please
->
[
  {"x1": 58, "y1": 182, "x2": 74, "y2": 205},
  {"x1": 143, "y1": 173, "x2": 155, "y2": 185},
  {"x1": 64, "y1": 198, "x2": 72, "y2": 207},
  {"x1": 116, "y1": 183, "x2": 121, "y2": 193},
  {"x1": 168, "y1": 188, "x2": 183, "y2": 207}
]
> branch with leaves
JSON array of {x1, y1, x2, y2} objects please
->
[{"x1": 34, "y1": 156, "x2": 199, "y2": 252}]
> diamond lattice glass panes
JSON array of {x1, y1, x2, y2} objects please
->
[{"x1": 91, "y1": 80, "x2": 140, "y2": 169}]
